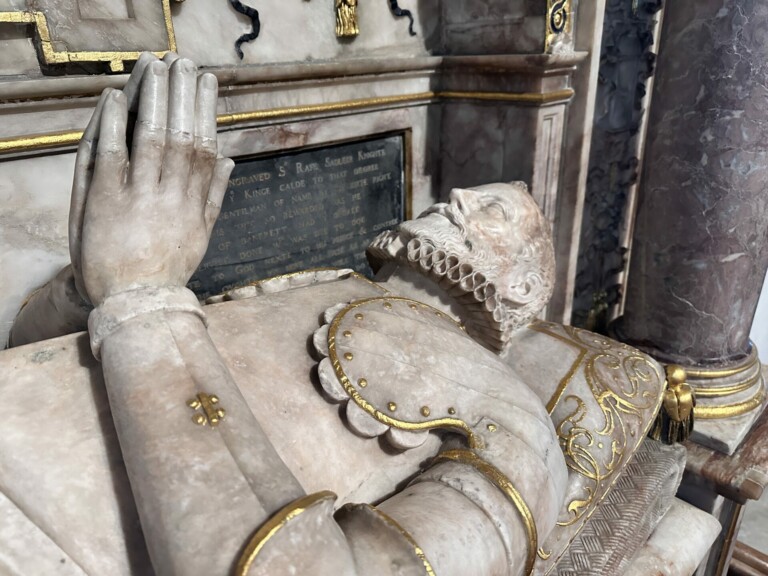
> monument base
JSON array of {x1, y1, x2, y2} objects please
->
[{"x1": 688, "y1": 353, "x2": 767, "y2": 455}]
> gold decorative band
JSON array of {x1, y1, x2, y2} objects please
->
[
  {"x1": 368, "y1": 506, "x2": 437, "y2": 576},
  {"x1": 692, "y1": 370, "x2": 762, "y2": 398},
  {"x1": 684, "y1": 346, "x2": 759, "y2": 380},
  {"x1": 435, "y1": 449, "x2": 538, "y2": 576},
  {"x1": 0, "y1": 131, "x2": 82, "y2": 154},
  {"x1": 441, "y1": 89, "x2": 575, "y2": 105},
  {"x1": 0, "y1": 89, "x2": 575, "y2": 155},
  {"x1": 235, "y1": 490, "x2": 336, "y2": 576},
  {"x1": 695, "y1": 380, "x2": 765, "y2": 420}
]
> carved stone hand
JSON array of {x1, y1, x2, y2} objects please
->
[{"x1": 70, "y1": 55, "x2": 233, "y2": 307}]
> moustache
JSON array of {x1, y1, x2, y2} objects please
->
[{"x1": 418, "y1": 203, "x2": 467, "y2": 236}]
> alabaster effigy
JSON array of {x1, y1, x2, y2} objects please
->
[{"x1": 0, "y1": 55, "x2": 698, "y2": 576}]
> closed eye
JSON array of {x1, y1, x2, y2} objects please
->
[{"x1": 485, "y1": 201, "x2": 509, "y2": 221}]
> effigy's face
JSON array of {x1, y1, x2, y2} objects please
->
[{"x1": 399, "y1": 185, "x2": 529, "y2": 286}]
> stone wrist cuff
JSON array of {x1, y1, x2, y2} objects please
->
[{"x1": 88, "y1": 286, "x2": 206, "y2": 360}]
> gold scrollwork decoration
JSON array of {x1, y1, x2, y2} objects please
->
[
  {"x1": 530, "y1": 322, "x2": 663, "y2": 528},
  {"x1": 0, "y1": 1, "x2": 177, "y2": 73},
  {"x1": 545, "y1": 0, "x2": 571, "y2": 53}
]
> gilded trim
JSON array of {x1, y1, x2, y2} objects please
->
[
  {"x1": 368, "y1": 506, "x2": 436, "y2": 576},
  {"x1": 235, "y1": 491, "x2": 336, "y2": 576},
  {"x1": 441, "y1": 89, "x2": 574, "y2": 105},
  {"x1": 328, "y1": 296, "x2": 483, "y2": 449},
  {"x1": 694, "y1": 380, "x2": 765, "y2": 420},
  {"x1": 217, "y1": 92, "x2": 437, "y2": 126},
  {"x1": 0, "y1": 131, "x2": 82, "y2": 154},
  {"x1": 435, "y1": 449, "x2": 538, "y2": 576},
  {"x1": 684, "y1": 346, "x2": 759, "y2": 380},
  {"x1": 0, "y1": 1, "x2": 177, "y2": 73},
  {"x1": 692, "y1": 371, "x2": 762, "y2": 398},
  {"x1": 0, "y1": 89, "x2": 575, "y2": 155}
]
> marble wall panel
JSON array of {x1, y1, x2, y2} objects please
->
[
  {"x1": 441, "y1": 0, "x2": 544, "y2": 54},
  {"x1": 0, "y1": 0, "x2": 441, "y2": 75},
  {"x1": 0, "y1": 153, "x2": 74, "y2": 346},
  {"x1": 0, "y1": 0, "x2": 25, "y2": 12},
  {"x1": 0, "y1": 99, "x2": 96, "y2": 140},
  {"x1": 175, "y1": 0, "x2": 441, "y2": 66},
  {"x1": 437, "y1": 102, "x2": 511, "y2": 197},
  {"x1": 0, "y1": 25, "x2": 40, "y2": 78}
]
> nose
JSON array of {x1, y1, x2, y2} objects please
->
[{"x1": 449, "y1": 189, "x2": 471, "y2": 216}]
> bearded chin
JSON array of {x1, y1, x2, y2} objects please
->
[{"x1": 398, "y1": 215, "x2": 471, "y2": 261}]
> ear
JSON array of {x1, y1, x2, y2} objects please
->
[{"x1": 507, "y1": 273, "x2": 543, "y2": 305}]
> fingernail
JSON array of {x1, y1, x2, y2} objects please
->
[
  {"x1": 202, "y1": 73, "x2": 218, "y2": 90},
  {"x1": 176, "y1": 58, "x2": 196, "y2": 73}
]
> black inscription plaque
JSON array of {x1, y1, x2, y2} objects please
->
[{"x1": 188, "y1": 134, "x2": 405, "y2": 299}]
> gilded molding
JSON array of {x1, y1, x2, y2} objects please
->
[
  {"x1": 0, "y1": 131, "x2": 82, "y2": 154},
  {"x1": 694, "y1": 381, "x2": 765, "y2": 420},
  {"x1": 367, "y1": 505, "x2": 436, "y2": 576},
  {"x1": 327, "y1": 297, "x2": 483, "y2": 449},
  {"x1": 692, "y1": 371, "x2": 762, "y2": 398},
  {"x1": 441, "y1": 89, "x2": 574, "y2": 105},
  {"x1": 0, "y1": 1, "x2": 177, "y2": 73},
  {"x1": 235, "y1": 491, "x2": 336, "y2": 576},
  {"x1": 0, "y1": 89, "x2": 575, "y2": 156},
  {"x1": 435, "y1": 448, "x2": 538, "y2": 576}
]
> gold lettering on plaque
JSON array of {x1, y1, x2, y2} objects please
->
[{"x1": 335, "y1": 0, "x2": 359, "y2": 38}]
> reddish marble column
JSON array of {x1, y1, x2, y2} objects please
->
[{"x1": 612, "y1": 0, "x2": 768, "y2": 451}]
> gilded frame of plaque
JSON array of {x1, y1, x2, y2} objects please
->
[{"x1": 0, "y1": 0, "x2": 177, "y2": 73}]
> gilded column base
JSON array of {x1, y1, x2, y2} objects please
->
[{"x1": 683, "y1": 345, "x2": 767, "y2": 455}]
